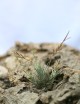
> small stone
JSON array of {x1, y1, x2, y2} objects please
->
[
  {"x1": 40, "y1": 92, "x2": 52, "y2": 104},
  {"x1": 0, "y1": 66, "x2": 8, "y2": 79},
  {"x1": 5, "y1": 56, "x2": 17, "y2": 70}
]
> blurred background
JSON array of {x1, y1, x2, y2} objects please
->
[{"x1": 0, "y1": 0, "x2": 80, "y2": 54}]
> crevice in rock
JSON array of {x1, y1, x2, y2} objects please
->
[
  {"x1": 44, "y1": 54, "x2": 61, "y2": 66},
  {"x1": 19, "y1": 76, "x2": 29, "y2": 82},
  {"x1": 36, "y1": 100, "x2": 43, "y2": 104},
  {"x1": 17, "y1": 86, "x2": 28, "y2": 94}
]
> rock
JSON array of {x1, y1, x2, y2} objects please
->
[
  {"x1": 15, "y1": 42, "x2": 40, "y2": 52},
  {"x1": 40, "y1": 92, "x2": 52, "y2": 104},
  {"x1": 2, "y1": 92, "x2": 39, "y2": 104},
  {"x1": 77, "y1": 100, "x2": 80, "y2": 104},
  {"x1": 50, "y1": 85, "x2": 80, "y2": 104},
  {"x1": 3, "y1": 86, "x2": 39, "y2": 104},
  {"x1": 0, "y1": 66, "x2": 8, "y2": 79},
  {"x1": 40, "y1": 43, "x2": 59, "y2": 52},
  {"x1": 0, "y1": 43, "x2": 80, "y2": 104},
  {"x1": 0, "y1": 87, "x2": 5, "y2": 93},
  {"x1": 18, "y1": 91, "x2": 39, "y2": 104},
  {"x1": 69, "y1": 73, "x2": 80, "y2": 84},
  {"x1": 5, "y1": 56, "x2": 17, "y2": 70}
]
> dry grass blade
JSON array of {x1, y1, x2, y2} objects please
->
[
  {"x1": 14, "y1": 51, "x2": 26, "y2": 59},
  {"x1": 55, "y1": 31, "x2": 70, "y2": 53},
  {"x1": 13, "y1": 51, "x2": 33, "y2": 61}
]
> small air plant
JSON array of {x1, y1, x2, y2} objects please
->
[{"x1": 30, "y1": 63, "x2": 59, "y2": 90}]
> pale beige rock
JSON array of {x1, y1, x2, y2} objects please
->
[
  {"x1": 3, "y1": 91, "x2": 39, "y2": 104},
  {"x1": 0, "y1": 66, "x2": 8, "y2": 79},
  {"x1": 40, "y1": 92, "x2": 52, "y2": 104},
  {"x1": 18, "y1": 91, "x2": 39, "y2": 104},
  {"x1": 69, "y1": 73, "x2": 80, "y2": 84},
  {"x1": 5, "y1": 56, "x2": 17, "y2": 70},
  {"x1": 0, "y1": 43, "x2": 80, "y2": 104}
]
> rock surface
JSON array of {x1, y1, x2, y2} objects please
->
[
  {"x1": 0, "y1": 66, "x2": 8, "y2": 79},
  {"x1": 0, "y1": 42, "x2": 80, "y2": 104}
]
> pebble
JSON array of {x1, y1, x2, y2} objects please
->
[{"x1": 0, "y1": 66, "x2": 8, "y2": 79}]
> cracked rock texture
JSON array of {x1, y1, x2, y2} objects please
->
[{"x1": 0, "y1": 42, "x2": 80, "y2": 104}]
